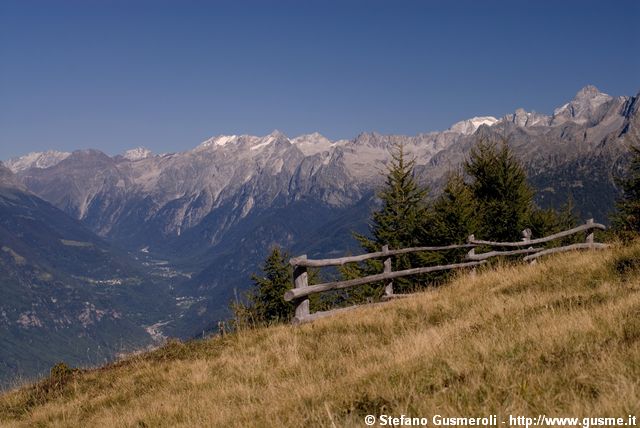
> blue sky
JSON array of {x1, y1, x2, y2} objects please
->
[{"x1": 1, "y1": 0, "x2": 638, "y2": 160}]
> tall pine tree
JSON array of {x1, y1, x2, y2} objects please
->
[
  {"x1": 351, "y1": 143, "x2": 431, "y2": 294},
  {"x1": 348, "y1": 144, "x2": 429, "y2": 294},
  {"x1": 357, "y1": 143, "x2": 429, "y2": 251},
  {"x1": 611, "y1": 145, "x2": 640, "y2": 240}
]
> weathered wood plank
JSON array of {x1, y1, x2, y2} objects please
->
[
  {"x1": 585, "y1": 218, "x2": 595, "y2": 244},
  {"x1": 284, "y1": 260, "x2": 486, "y2": 301},
  {"x1": 466, "y1": 247, "x2": 543, "y2": 261},
  {"x1": 383, "y1": 244, "x2": 393, "y2": 297},
  {"x1": 293, "y1": 255, "x2": 310, "y2": 319},
  {"x1": 289, "y1": 243, "x2": 476, "y2": 267},
  {"x1": 294, "y1": 299, "x2": 309, "y2": 320},
  {"x1": 522, "y1": 243, "x2": 609, "y2": 261},
  {"x1": 469, "y1": 220, "x2": 606, "y2": 247}
]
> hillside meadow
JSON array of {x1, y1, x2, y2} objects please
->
[{"x1": 1, "y1": 243, "x2": 639, "y2": 427}]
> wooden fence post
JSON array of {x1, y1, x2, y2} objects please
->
[
  {"x1": 293, "y1": 255, "x2": 309, "y2": 322},
  {"x1": 383, "y1": 244, "x2": 393, "y2": 297},
  {"x1": 467, "y1": 235, "x2": 476, "y2": 275},
  {"x1": 522, "y1": 228, "x2": 536, "y2": 265},
  {"x1": 585, "y1": 218, "x2": 594, "y2": 246}
]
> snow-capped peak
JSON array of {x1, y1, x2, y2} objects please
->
[
  {"x1": 449, "y1": 116, "x2": 498, "y2": 135},
  {"x1": 249, "y1": 130, "x2": 291, "y2": 151},
  {"x1": 5, "y1": 150, "x2": 71, "y2": 173},
  {"x1": 291, "y1": 132, "x2": 334, "y2": 155},
  {"x1": 199, "y1": 135, "x2": 238, "y2": 148},
  {"x1": 267, "y1": 129, "x2": 287, "y2": 139},
  {"x1": 123, "y1": 147, "x2": 153, "y2": 161},
  {"x1": 292, "y1": 132, "x2": 330, "y2": 145}
]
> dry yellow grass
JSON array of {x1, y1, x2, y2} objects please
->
[{"x1": 1, "y1": 243, "x2": 639, "y2": 427}]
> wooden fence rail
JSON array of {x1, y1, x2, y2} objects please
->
[{"x1": 286, "y1": 219, "x2": 609, "y2": 324}]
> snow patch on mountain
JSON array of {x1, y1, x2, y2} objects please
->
[
  {"x1": 123, "y1": 147, "x2": 153, "y2": 161},
  {"x1": 250, "y1": 130, "x2": 288, "y2": 151},
  {"x1": 291, "y1": 132, "x2": 335, "y2": 156},
  {"x1": 5, "y1": 151, "x2": 71, "y2": 173},
  {"x1": 198, "y1": 135, "x2": 238, "y2": 149},
  {"x1": 250, "y1": 138, "x2": 274, "y2": 151},
  {"x1": 449, "y1": 116, "x2": 498, "y2": 135}
]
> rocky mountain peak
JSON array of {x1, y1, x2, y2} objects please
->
[
  {"x1": 198, "y1": 135, "x2": 238, "y2": 149},
  {"x1": 248, "y1": 130, "x2": 291, "y2": 152},
  {"x1": 0, "y1": 162, "x2": 26, "y2": 190},
  {"x1": 122, "y1": 147, "x2": 153, "y2": 161},
  {"x1": 502, "y1": 109, "x2": 550, "y2": 128},
  {"x1": 0, "y1": 162, "x2": 15, "y2": 184},
  {"x1": 575, "y1": 85, "x2": 605, "y2": 101},
  {"x1": 296, "y1": 132, "x2": 327, "y2": 142},
  {"x1": 291, "y1": 132, "x2": 333, "y2": 156},
  {"x1": 552, "y1": 85, "x2": 614, "y2": 125},
  {"x1": 352, "y1": 132, "x2": 389, "y2": 148},
  {"x1": 449, "y1": 116, "x2": 498, "y2": 135},
  {"x1": 5, "y1": 150, "x2": 71, "y2": 173},
  {"x1": 266, "y1": 129, "x2": 287, "y2": 140}
]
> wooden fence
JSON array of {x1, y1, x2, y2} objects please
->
[{"x1": 284, "y1": 219, "x2": 608, "y2": 324}]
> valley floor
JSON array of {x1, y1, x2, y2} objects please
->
[{"x1": 1, "y1": 243, "x2": 639, "y2": 427}]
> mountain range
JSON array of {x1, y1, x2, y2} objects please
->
[{"x1": 1, "y1": 85, "x2": 638, "y2": 386}]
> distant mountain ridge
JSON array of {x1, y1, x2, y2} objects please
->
[{"x1": 3, "y1": 85, "x2": 638, "y2": 369}]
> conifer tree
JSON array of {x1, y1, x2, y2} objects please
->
[
  {"x1": 352, "y1": 143, "x2": 431, "y2": 294},
  {"x1": 423, "y1": 171, "x2": 478, "y2": 268},
  {"x1": 529, "y1": 197, "x2": 578, "y2": 244},
  {"x1": 612, "y1": 145, "x2": 640, "y2": 240},
  {"x1": 232, "y1": 246, "x2": 294, "y2": 326},
  {"x1": 464, "y1": 140, "x2": 534, "y2": 242},
  {"x1": 428, "y1": 171, "x2": 477, "y2": 245},
  {"x1": 357, "y1": 143, "x2": 429, "y2": 251},
  {"x1": 232, "y1": 246, "x2": 323, "y2": 327}
]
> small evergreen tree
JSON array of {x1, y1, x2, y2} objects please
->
[
  {"x1": 232, "y1": 246, "x2": 294, "y2": 327},
  {"x1": 232, "y1": 246, "x2": 323, "y2": 328},
  {"x1": 465, "y1": 140, "x2": 534, "y2": 242},
  {"x1": 428, "y1": 171, "x2": 477, "y2": 245},
  {"x1": 611, "y1": 145, "x2": 640, "y2": 240},
  {"x1": 422, "y1": 170, "x2": 478, "y2": 269},
  {"x1": 528, "y1": 197, "x2": 578, "y2": 245}
]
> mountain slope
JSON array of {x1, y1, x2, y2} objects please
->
[
  {"x1": 0, "y1": 164, "x2": 176, "y2": 387},
  {"x1": 1, "y1": 244, "x2": 639, "y2": 426}
]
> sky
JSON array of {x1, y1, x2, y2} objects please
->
[{"x1": 0, "y1": 0, "x2": 639, "y2": 160}]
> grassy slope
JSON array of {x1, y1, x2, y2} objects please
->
[{"x1": 1, "y1": 244, "x2": 640, "y2": 427}]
